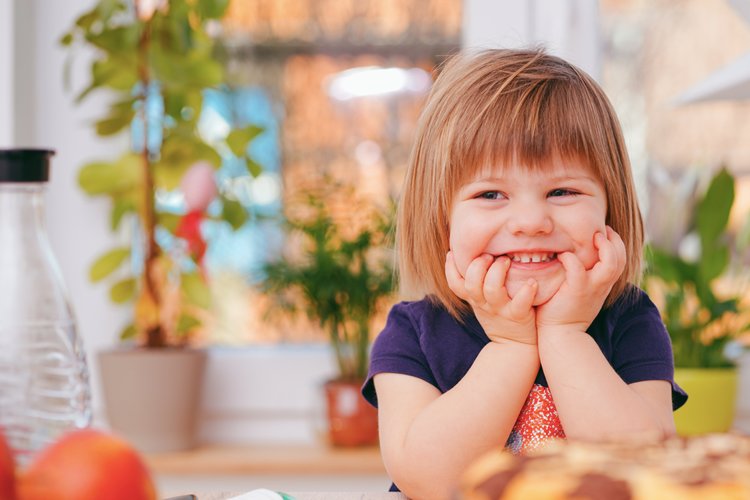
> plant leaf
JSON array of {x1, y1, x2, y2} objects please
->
[
  {"x1": 226, "y1": 125, "x2": 263, "y2": 157},
  {"x1": 60, "y1": 32, "x2": 74, "y2": 46},
  {"x1": 74, "y1": 8, "x2": 100, "y2": 31},
  {"x1": 89, "y1": 247, "x2": 131, "y2": 282},
  {"x1": 150, "y1": 45, "x2": 223, "y2": 90},
  {"x1": 696, "y1": 168, "x2": 734, "y2": 247},
  {"x1": 644, "y1": 245, "x2": 695, "y2": 284},
  {"x1": 119, "y1": 323, "x2": 137, "y2": 341},
  {"x1": 698, "y1": 242, "x2": 729, "y2": 283},
  {"x1": 158, "y1": 212, "x2": 182, "y2": 233},
  {"x1": 96, "y1": 0, "x2": 124, "y2": 21},
  {"x1": 221, "y1": 197, "x2": 247, "y2": 230},
  {"x1": 95, "y1": 107, "x2": 135, "y2": 136},
  {"x1": 181, "y1": 272, "x2": 212, "y2": 309},
  {"x1": 89, "y1": 55, "x2": 139, "y2": 92},
  {"x1": 197, "y1": 0, "x2": 230, "y2": 19},
  {"x1": 86, "y1": 26, "x2": 141, "y2": 56},
  {"x1": 246, "y1": 157, "x2": 263, "y2": 178},
  {"x1": 78, "y1": 153, "x2": 142, "y2": 196},
  {"x1": 155, "y1": 133, "x2": 221, "y2": 189},
  {"x1": 164, "y1": 91, "x2": 203, "y2": 124},
  {"x1": 176, "y1": 314, "x2": 202, "y2": 334},
  {"x1": 110, "y1": 277, "x2": 137, "y2": 304},
  {"x1": 110, "y1": 197, "x2": 136, "y2": 230}
]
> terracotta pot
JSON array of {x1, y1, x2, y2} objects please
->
[
  {"x1": 324, "y1": 379, "x2": 378, "y2": 447},
  {"x1": 98, "y1": 347, "x2": 207, "y2": 453}
]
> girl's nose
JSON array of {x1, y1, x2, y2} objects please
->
[{"x1": 505, "y1": 201, "x2": 553, "y2": 235}]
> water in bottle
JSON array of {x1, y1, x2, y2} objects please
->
[{"x1": 0, "y1": 149, "x2": 92, "y2": 465}]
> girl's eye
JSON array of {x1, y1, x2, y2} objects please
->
[
  {"x1": 548, "y1": 188, "x2": 579, "y2": 197},
  {"x1": 478, "y1": 191, "x2": 505, "y2": 200}
]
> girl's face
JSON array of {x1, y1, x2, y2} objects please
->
[{"x1": 448, "y1": 157, "x2": 608, "y2": 306}]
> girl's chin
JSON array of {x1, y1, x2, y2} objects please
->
[{"x1": 506, "y1": 277, "x2": 562, "y2": 306}]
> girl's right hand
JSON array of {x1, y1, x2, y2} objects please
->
[{"x1": 445, "y1": 251, "x2": 538, "y2": 345}]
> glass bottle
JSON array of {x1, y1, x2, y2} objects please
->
[{"x1": 0, "y1": 149, "x2": 91, "y2": 465}]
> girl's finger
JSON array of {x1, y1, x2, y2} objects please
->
[
  {"x1": 557, "y1": 251, "x2": 586, "y2": 288},
  {"x1": 463, "y1": 254, "x2": 493, "y2": 304},
  {"x1": 484, "y1": 256, "x2": 511, "y2": 306},
  {"x1": 445, "y1": 251, "x2": 469, "y2": 300},
  {"x1": 507, "y1": 278, "x2": 537, "y2": 319},
  {"x1": 607, "y1": 226, "x2": 627, "y2": 272},
  {"x1": 590, "y1": 231, "x2": 624, "y2": 285}
]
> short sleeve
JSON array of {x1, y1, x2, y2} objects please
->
[
  {"x1": 361, "y1": 302, "x2": 438, "y2": 408},
  {"x1": 611, "y1": 294, "x2": 688, "y2": 410}
]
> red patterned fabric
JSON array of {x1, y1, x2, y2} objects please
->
[{"x1": 505, "y1": 383, "x2": 566, "y2": 454}]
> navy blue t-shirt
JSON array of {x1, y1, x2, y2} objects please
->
[
  {"x1": 363, "y1": 286, "x2": 687, "y2": 410},
  {"x1": 362, "y1": 287, "x2": 686, "y2": 493}
]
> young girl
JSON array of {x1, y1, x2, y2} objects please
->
[{"x1": 361, "y1": 48, "x2": 687, "y2": 499}]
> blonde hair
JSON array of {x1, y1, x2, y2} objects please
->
[{"x1": 397, "y1": 48, "x2": 644, "y2": 319}]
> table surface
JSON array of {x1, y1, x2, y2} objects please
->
[
  {"x1": 199, "y1": 493, "x2": 406, "y2": 500},
  {"x1": 148, "y1": 444, "x2": 386, "y2": 476}
]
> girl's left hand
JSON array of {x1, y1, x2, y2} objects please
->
[{"x1": 536, "y1": 226, "x2": 626, "y2": 333}]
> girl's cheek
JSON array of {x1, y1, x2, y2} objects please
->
[
  {"x1": 449, "y1": 229, "x2": 482, "y2": 277},
  {"x1": 448, "y1": 230, "x2": 469, "y2": 277},
  {"x1": 449, "y1": 244, "x2": 471, "y2": 277},
  {"x1": 450, "y1": 232, "x2": 501, "y2": 277}
]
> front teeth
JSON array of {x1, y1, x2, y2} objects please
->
[{"x1": 509, "y1": 253, "x2": 556, "y2": 263}]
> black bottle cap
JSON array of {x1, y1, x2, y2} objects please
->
[{"x1": 0, "y1": 149, "x2": 55, "y2": 182}]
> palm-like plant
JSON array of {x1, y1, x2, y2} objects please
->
[{"x1": 262, "y1": 185, "x2": 396, "y2": 381}]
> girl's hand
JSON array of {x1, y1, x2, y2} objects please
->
[
  {"x1": 445, "y1": 251, "x2": 538, "y2": 345},
  {"x1": 536, "y1": 226, "x2": 626, "y2": 334}
]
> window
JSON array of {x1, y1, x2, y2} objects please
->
[
  {"x1": 599, "y1": 0, "x2": 750, "y2": 219},
  {"x1": 192, "y1": 0, "x2": 462, "y2": 345}
]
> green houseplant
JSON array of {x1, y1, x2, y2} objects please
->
[
  {"x1": 262, "y1": 183, "x2": 396, "y2": 446},
  {"x1": 62, "y1": 0, "x2": 262, "y2": 345},
  {"x1": 645, "y1": 167, "x2": 750, "y2": 435},
  {"x1": 61, "y1": 0, "x2": 263, "y2": 451}
]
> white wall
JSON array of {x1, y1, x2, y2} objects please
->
[
  {"x1": 463, "y1": 0, "x2": 601, "y2": 80},
  {"x1": 9, "y1": 0, "x2": 130, "y2": 426},
  {"x1": 0, "y1": 0, "x2": 13, "y2": 147}
]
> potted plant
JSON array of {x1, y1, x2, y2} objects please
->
[
  {"x1": 261, "y1": 182, "x2": 396, "y2": 446},
  {"x1": 60, "y1": 0, "x2": 263, "y2": 451},
  {"x1": 645, "y1": 167, "x2": 750, "y2": 435}
]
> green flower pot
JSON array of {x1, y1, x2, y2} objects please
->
[{"x1": 674, "y1": 367, "x2": 738, "y2": 436}]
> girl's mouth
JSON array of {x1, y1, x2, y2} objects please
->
[{"x1": 504, "y1": 252, "x2": 558, "y2": 264}]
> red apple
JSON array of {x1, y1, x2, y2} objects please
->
[
  {"x1": 0, "y1": 428, "x2": 16, "y2": 500},
  {"x1": 17, "y1": 429, "x2": 156, "y2": 500}
]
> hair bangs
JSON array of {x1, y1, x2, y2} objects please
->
[{"x1": 451, "y1": 74, "x2": 602, "y2": 184}]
